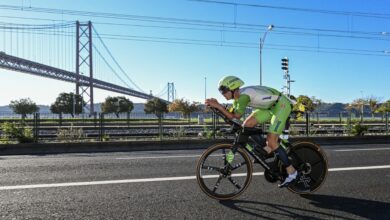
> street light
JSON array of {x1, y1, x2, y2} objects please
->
[{"x1": 259, "y1": 24, "x2": 274, "y2": 86}]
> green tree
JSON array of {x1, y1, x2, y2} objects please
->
[
  {"x1": 101, "y1": 96, "x2": 134, "y2": 117},
  {"x1": 144, "y1": 98, "x2": 168, "y2": 118},
  {"x1": 376, "y1": 100, "x2": 390, "y2": 121},
  {"x1": 350, "y1": 98, "x2": 366, "y2": 122},
  {"x1": 50, "y1": 92, "x2": 85, "y2": 117},
  {"x1": 293, "y1": 95, "x2": 316, "y2": 112},
  {"x1": 367, "y1": 96, "x2": 381, "y2": 118},
  {"x1": 168, "y1": 99, "x2": 200, "y2": 122},
  {"x1": 9, "y1": 98, "x2": 39, "y2": 119}
]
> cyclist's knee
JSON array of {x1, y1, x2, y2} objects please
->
[
  {"x1": 267, "y1": 134, "x2": 279, "y2": 149},
  {"x1": 243, "y1": 116, "x2": 258, "y2": 127}
]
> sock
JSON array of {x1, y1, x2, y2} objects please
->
[{"x1": 275, "y1": 146, "x2": 291, "y2": 166}]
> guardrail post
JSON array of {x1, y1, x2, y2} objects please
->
[
  {"x1": 99, "y1": 113, "x2": 104, "y2": 141},
  {"x1": 127, "y1": 112, "x2": 130, "y2": 128},
  {"x1": 93, "y1": 112, "x2": 97, "y2": 127},
  {"x1": 306, "y1": 112, "x2": 310, "y2": 136},
  {"x1": 339, "y1": 112, "x2": 342, "y2": 124},
  {"x1": 158, "y1": 115, "x2": 163, "y2": 141},
  {"x1": 212, "y1": 111, "x2": 216, "y2": 140},
  {"x1": 33, "y1": 112, "x2": 40, "y2": 143},
  {"x1": 59, "y1": 112, "x2": 62, "y2": 127}
]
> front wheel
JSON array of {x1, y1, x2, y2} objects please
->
[
  {"x1": 287, "y1": 141, "x2": 328, "y2": 194},
  {"x1": 196, "y1": 143, "x2": 253, "y2": 200}
]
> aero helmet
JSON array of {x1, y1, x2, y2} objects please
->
[{"x1": 218, "y1": 76, "x2": 244, "y2": 94}]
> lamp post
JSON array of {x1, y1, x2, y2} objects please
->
[
  {"x1": 259, "y1": 24, "x2": 274, "y2": 86},
  {"x1": 204, "y1": 76, "x2": 207, "y2": 100}
]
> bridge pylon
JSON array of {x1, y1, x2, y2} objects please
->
[
  {"x1": 76, "y1": 21, "x2": 94, "y2": 114},
  {"x1": 167, "y1": 82, "x2": 175, "y2": 102}
]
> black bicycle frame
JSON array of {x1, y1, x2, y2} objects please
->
[{"x1": 231, "y1": 130, "x2": 274, "y2": 173}]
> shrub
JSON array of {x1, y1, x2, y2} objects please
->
[
  {"x1": 173, "y1": 126, "x2": 186, "y2": 139},
  {"x1": 57, "y1": 123, "x2": 85, "y2": 142},
  {"x1": 1, "y1": 122, "x2": 34, "y2": 143},
  {"x1": 351, "y1": 122, "x2": 369, "y2": 136}
]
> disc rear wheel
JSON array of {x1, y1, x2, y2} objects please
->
[{"x1": 287, "y1": 142, "x2": 328, "y2": 194}]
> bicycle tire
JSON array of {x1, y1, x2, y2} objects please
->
[
  {"x1": 287, "y1": 141, "x2": 328, "y2": 194},
  {"x1": 196, "y1": 143, "x2": 253, "y2": 200}
]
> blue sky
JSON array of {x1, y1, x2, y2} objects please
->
[{"x1": 0, "y1": 0, "x2": 390, "y2": 106}]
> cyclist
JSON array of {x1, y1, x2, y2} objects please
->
[{"x1": 205, "y1": 76, "x2": 297, "y2": 188}]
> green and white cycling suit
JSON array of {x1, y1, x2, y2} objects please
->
[{"x1": 232, "y1": 86, "x2": 292, "y2": 135}]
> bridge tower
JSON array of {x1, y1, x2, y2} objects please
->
[
  {"x1": 167, "y1": 82, "x2": 175, "y2": 102},
  {"x1": 76, "y1": 21, "x2": 94, "y2": 114}
]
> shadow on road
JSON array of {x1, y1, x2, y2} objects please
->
[{"x1": 220, "y1": 194, "x2": 390, "y2": 220}]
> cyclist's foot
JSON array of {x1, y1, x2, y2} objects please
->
[{"x1": 278, "y1": 171, "x2": 298, "y2": 188}]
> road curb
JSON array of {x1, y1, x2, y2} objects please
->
[{"x1": 0, "y1": 135, "x2": 389, "y2": 155}]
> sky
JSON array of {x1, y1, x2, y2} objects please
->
[{"x1": 0, "y1": 0, "x2": 390, "y2": 106}]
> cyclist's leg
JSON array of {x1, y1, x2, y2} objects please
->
[
  {"x1": 243, "y1": 109, "x2": 271, "y2": 127},
  {"x1": 267, "y1": 96, "x2": 295, "y2": 172},
  {"x1": 245, "y1": 109, "x2": 273, "y2": 153}
]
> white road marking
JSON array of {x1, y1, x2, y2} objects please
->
[
  {"x1": 334, "y1": 147, "x2": 390, "y2": 152},
  {"x1": 116, "y1": 155, "x2": 202, "y2": 160},
  {"x1": 116, "y1": 154, "x2": 223, "y2": 160},
  {"x1": 1, "y1": 165, "x2": 390, "y2": 191},
  {"x1": 328, "y1": 165, "x2": 390, "y2": 171}
]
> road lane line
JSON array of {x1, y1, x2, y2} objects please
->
[
  {"x1": 328, "y1": 165, "x2": 390, "y2": 171},
  {"x1": 334, "y1": 148, "x2": 390, "y2": 152},
  {"x1": 116, "y1": 155, "x2": 202, "y2": 160},
  {"x1": 1, "y1": 165, "x2": 390, "y2": 191},
  {"x1": 116, "y1": 154, "x2": 223, "y2": 160}
]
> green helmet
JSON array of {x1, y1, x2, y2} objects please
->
[{"x1": 218, "y1": 76, "x2": 244, "y2": 94}]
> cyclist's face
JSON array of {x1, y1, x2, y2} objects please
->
[{"x1": 223, "y1": 91, "x2": 233, "y2": 100}]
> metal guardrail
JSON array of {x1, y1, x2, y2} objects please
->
[{"x1": 0, "y1": 112, "x2": 389, "y2": 143}]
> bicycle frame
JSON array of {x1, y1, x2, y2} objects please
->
[{"x1": 229, "y1": 129, "x2": 280, "y2": 178}]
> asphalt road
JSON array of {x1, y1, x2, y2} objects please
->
[{"x1": 0, "y1": 143, "x2": 389, "y2": 219}]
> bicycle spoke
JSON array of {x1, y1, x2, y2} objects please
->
[
  {"x1": 228, "y1": 176, "x2": 242, "y2": 190},
  {"x1": 230, "y1": 161, "x2": 247, "y2": 171},
  {"x1": 202, "y1": 165, "x2": 222, "y2": 173},
  {"x1": 222, "y1": 148, "x2": 227, "y2": 166},
  {"x1": 212, "y1": 176, "x2": 223, "y2": 193}
]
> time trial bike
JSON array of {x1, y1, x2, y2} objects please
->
[{"x1": 196, "y1": 107, "x2": 328, "y2": 200}]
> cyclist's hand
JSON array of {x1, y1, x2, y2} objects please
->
[{"x1": 205, "y1": 98, "x2": 220, "y2": 108}]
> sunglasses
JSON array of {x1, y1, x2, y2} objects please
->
[{"x1": 218, "y1": 86, "x2": 230, "y2": 95}]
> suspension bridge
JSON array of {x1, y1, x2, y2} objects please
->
[{"x1": 0, "y1": 21, "x2": 175, "y2": 114}]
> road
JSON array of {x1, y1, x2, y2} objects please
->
[{"x1": 0, "y1": 143, "x2": 389, "y2": 219}]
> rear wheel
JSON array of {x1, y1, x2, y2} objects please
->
[
  {"x1": 196, "y1": 143, "x2": 253, "y2": 200},
  {"x1": 287, "y1": 141, "x2": 328, "y2": 194}
]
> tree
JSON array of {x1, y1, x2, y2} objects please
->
[
  {"x1": 293, "y1": 95, "x2": 316, "y2": 112},
  {"x1": 350, "y1": 98, "x2": 366, "y2": 122},
  {"x1": 144, "y1": 98, "x2": 168, "y2": 118},
  {"x1": 9, "y1": 98, "x2": 39, "y2": 119},
  {"x1": 101, "y1": 96, "x2": 134, "y2": 117},
  {"x1": 376, "y1": 100, "x2": 390, "y2": 121},
  {"x1": 367, "y1": 96, "x2": 381, "y2": 118},
  {"x1": 50, "y1": 92, "x2": 85, "y2": 117},
  {"x1": 168, "y1": 99, "x2": 200, "y2": 122}
]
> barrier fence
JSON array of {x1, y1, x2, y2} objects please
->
[{"x1": 0, "y1": 111, "x2": 389, "y2": 143}]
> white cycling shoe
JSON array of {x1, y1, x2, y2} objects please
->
[{"x1": 278, "y1": 171, "x2": 298, "y2": 188}]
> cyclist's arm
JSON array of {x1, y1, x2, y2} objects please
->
[
  {"x1": 205, "y1": 95, "x2": 249, "y2": 120},
  {"x1": 205, "y1": 99, "x2": 241, "y2": 120}
]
